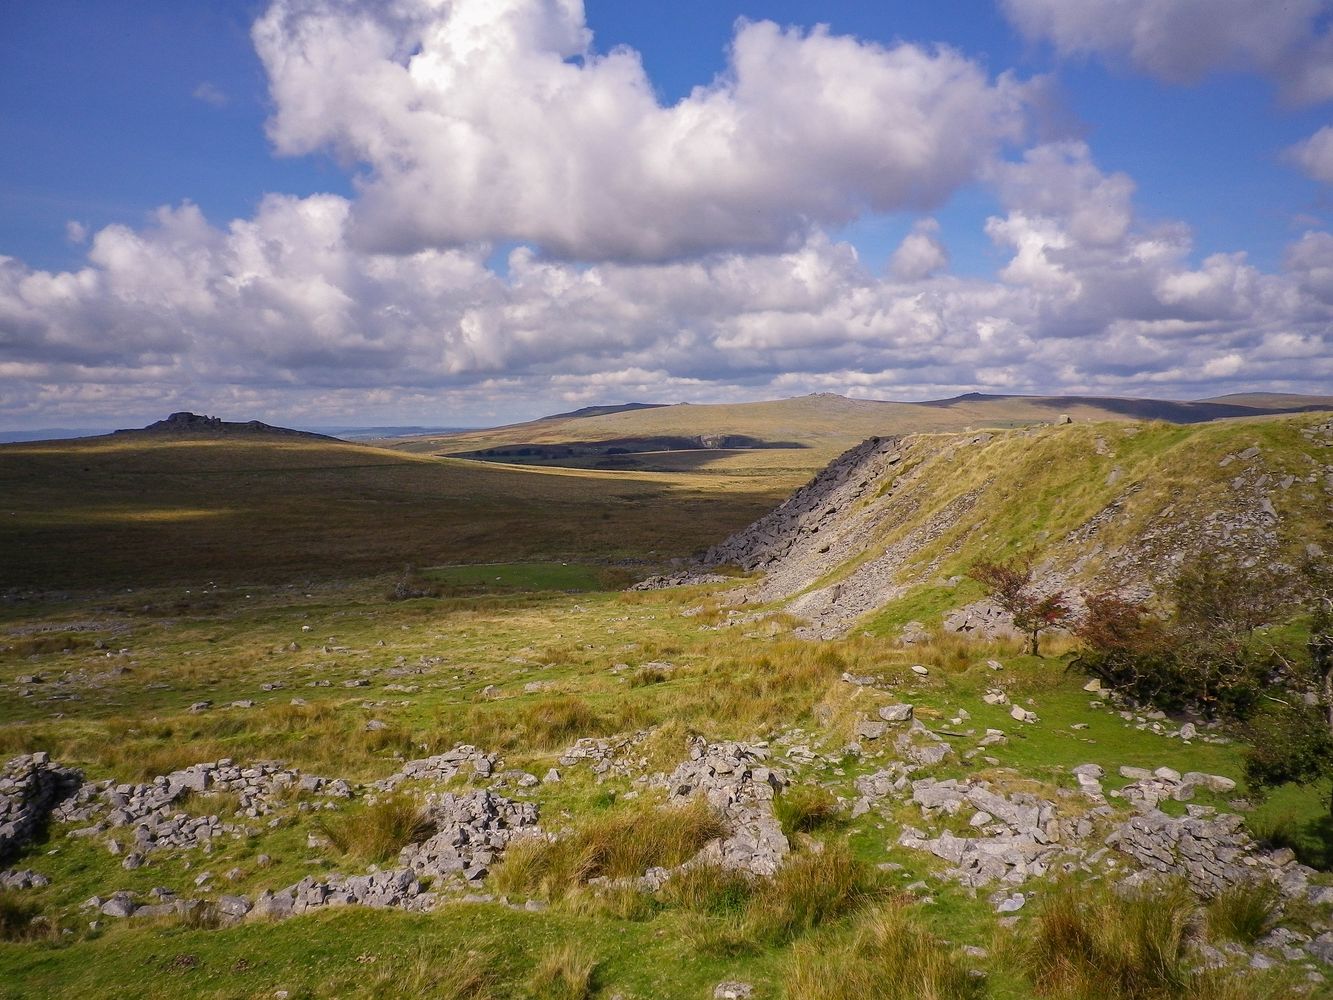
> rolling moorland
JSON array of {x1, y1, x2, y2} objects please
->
[{"x1": 1, "y1": 393, "x2": 1333, "y2": 999}]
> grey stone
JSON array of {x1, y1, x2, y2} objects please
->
[{"x1": 878, "y1": 704, "x2": 914, "y2": 722}]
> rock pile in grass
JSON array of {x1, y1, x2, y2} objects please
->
[
  {"x1": 0, "y1": 752, "x2": 82, "y2": 862},
  {"x1": 893, "y1": 774, "x2": 1104, "y2": 888},
  {"x1": 1103, "y1": 764, "x2": 1327, "y2": 903},
  {"x1": 657, "y1": 738, "x2": 790, "y2": 877},
  {"x1": 375, "y1": 745, "x2": 498, "y2": 789},
  {"x1": 1108, "y1": 807, "x2": 1313, "y2": 900},
  {"x1": 399, "y1": 789, "x2": 540, "y2": 882},
  {"x1": 558, "y1": 731, "x2": 653, "y2": 779},
  {"x1": 51, "y1": 758, "x2": 353, "y2": 867}
]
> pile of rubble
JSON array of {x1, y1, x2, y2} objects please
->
[
  {"x1": 399, "y1": 789, "x2": 540, "y2": 882},
  {"x1": 375, "y1": 745, "x2": 498, "y2": 789},
  {"x1": 655, "y1": 738, "x2": 789, "y2": 877},
  {"x1": 0, "y1": 752, "x2": 82, "y2": 862},
  {"x1": 894, "y1": 775, "x2": 1102, "y2": 888}
]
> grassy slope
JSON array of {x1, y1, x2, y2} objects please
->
[
  {"x1": 759, "y1": 414, "x2": 1333, "y2": 632},
  {"x1": 0, "y1": 436, "x2": 788, "y2": 590},
  {"x1": 0, "y1": 575, "x2": 1323, "y2": 998}
]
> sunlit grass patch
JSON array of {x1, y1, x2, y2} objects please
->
[
  {"x1": 316, "y1": 795, "x2": 432, "y2": 865},
  {"x1": 493, "y1": 798, "x2": 726, "y2": 901},
  {"x1": 783, "y1": 902, "x2": 987, "y2": 1000}
]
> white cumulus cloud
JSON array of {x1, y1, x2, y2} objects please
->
[{"x1": 253, "y1": 0, "x2": 1031, "y2": 261}]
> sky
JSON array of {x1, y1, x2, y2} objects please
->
[{"x1": 1, "y1": 0, "x2": 1332, "y2": 430}]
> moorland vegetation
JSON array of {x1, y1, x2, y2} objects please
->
[{"x1": 0, "y1": 402, "x2": 1331, "y2": 998}]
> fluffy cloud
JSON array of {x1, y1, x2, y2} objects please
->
[
  {"x1": 1288, "y1": 126, "x2": 1333, "y2": 183},
  {"x1": 889, "y1": 219, "x2": 949, "y2": 282},
  {"x1": 253, "y1": 0, "x2": 1029, "y2": 261},
  {"x1": 3, "y1": 145, "x2": 1330, "y2": 426},
  {"x1": 1001, "y1": 0, "x2": 1333, "y2": 103}
]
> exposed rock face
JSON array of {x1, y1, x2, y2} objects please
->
[
  {"x1": 692, "y1": 433, "x2": 996, "y2": 637},
  {"x1": 0, "y1": 753, "x2": 82, "y2": 862}
]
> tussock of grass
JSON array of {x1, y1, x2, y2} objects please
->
[
  {"x1": 0, "y1": 891, "x2": 43, "y2": 942},
  {"x1": 1205, "y1": 880, "x2": 1281, "y2": 944},
  {"x1": 527, "y1": 942, "x2": 598, "y2": 1000},
  {"x1": 783, "y1": 902, "x2": 987, "y2": 1000},
  {"x1": 686, "y1": 845, "x2": 892, "y2": 955},
  {"x1": 1026, "y1": 880, "x2": 1277, "y2": 999},
  {"x1": 316, "y1": 795, "x2": 432, "y2": 865},
  {"x1": 338, "y1": 945, "x2": 495, "y2": 1000},
  {"x1": 657, "y1": 863, "x2": 754, "y2": 915},
  {"x1": 774, "y1": 785, "x2": 842, "y2": 837},
  {"x1": 465, "y1": 695, "x2": 607, "y2": 751},
  {"x1": 1027, "y1": 881, "x2": 1192, "y2": 997},
  {"x1": 745, "y1": 845, "x2": 889, "y2": 943},
  {"x1": 629, "y1": 665, "x2": 668, "y2": 687},
  {"x1": 493, "y1": 798, "x2": 726, "y2": 900}
]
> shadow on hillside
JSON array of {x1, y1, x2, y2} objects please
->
[{"x1": 1256, "y1": 809, "x2": 1333, "y2": 871}]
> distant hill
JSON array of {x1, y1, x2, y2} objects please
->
[
  {"x1": 113, "y1": 411, "x2": 342, "y2": 442},
  {"x1": 389, "y1": 391, "x2": 1333, "y2": 472},
  {"x1": 0, "y1": 428, "x2": 110, "y2": 444},
  {"x1": 538, "y1": 402, "x2": 668, "y2": 420}
]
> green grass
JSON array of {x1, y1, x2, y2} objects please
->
[
  {"x1": 316, "y1": 795, "x2": 432, "y2": 865},
  {"x1": 422, "y1": 562, "x2": 622, "y2": 594}
]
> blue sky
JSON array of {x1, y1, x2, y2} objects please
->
[{"x1": 1, "y1": 0, "x2": 1331, "y2": 428}]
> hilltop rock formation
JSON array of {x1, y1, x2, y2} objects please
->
[{"x1": 114, "y1": 411, "x2": 339, "y2": 441}]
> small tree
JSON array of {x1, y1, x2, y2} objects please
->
[
  {"x1": 1244, "y1": 701, "x2": 1333, "y2": 817},
  {"x1": 968, "y1": 554, "x2": 1069, "y2": 656},
  {"x1": 1244, "y1": 553, "x2": 1333, "y2": 816},
  {"x1": 1071, "y1": 591, "x2": 1189, "y2": 707}
]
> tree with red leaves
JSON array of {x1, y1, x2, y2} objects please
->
[{"x1": 968, "y1": 554, "x2": 1069, "y2": 656}]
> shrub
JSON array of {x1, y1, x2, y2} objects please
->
[
  {"x1": 1242, "y1": 701, "x2": 1333, "y2": 816},
  {"x1": 316, "y1": 795, "x2": 432, "y2": 864},
  {"x1": 774, "y1": 784, "x2": 842, "y2": 837},
  {"x1": 784, "y1": 903, "x2": 986, "y2": 1000},
  {"x1": 968, "y1": 554, "x2": 1070, "y2": 656},
  {"x1": 1206, "y1": 880, "x2": 1281, "y2": 944},
  {"x1": 0, "y1": 891, "x2": 41, "y2": 941},
  {"x1": 527, "y1": 942, "x2": 598, "y2": 1000},
  {"x1": 387, "y1": 565, "x2": 439, "y2": 601}
]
